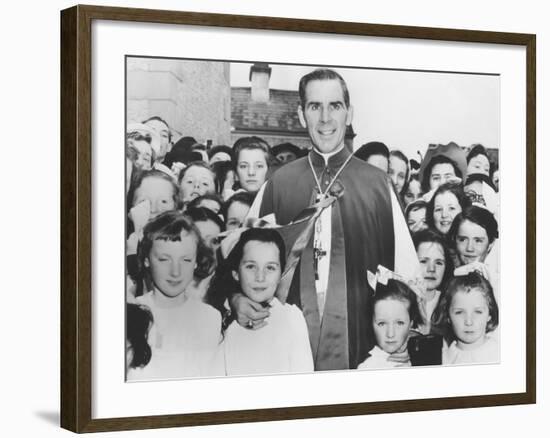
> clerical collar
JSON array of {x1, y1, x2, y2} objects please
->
[{"x1": 310, "y1": 145, "x2": 351, "y2": 168}]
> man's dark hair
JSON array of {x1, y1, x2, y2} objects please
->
[{"x1": 298, "y1": 68, "x2": 350, "y2": 108}]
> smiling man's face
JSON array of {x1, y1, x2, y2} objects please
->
[{"x1": 298, "y1": 79, "x2": 353, "y2": 154}]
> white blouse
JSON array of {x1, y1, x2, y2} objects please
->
[
  {"x1": 224, "y1": 298, "x2": 314, "y2": 376},
  {"x1": 442, "y1": 336, "x2": 499, "y2": 365},
  {"x1": 128, "y1": 291, "x2": 224, "y2": 381}
]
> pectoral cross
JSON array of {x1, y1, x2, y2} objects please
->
[{"x1": 314, "y1": 246, "x2": 327, "y2": 280}]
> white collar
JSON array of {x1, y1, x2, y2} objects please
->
[
  {"x1": 369, "y1": 345, "x2": 390, "y2": 358},
  {"x1": 267, "y1": 297, "x2": 282, "y2": 308},
  {"x1": 315, "y1": 144, "x2": 345, "y2": 165}
]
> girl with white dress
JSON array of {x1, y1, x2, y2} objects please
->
[
  {"x1": 210, "y1": 227, "x2": 314, "y2": 376},
  {"x1": 127, "y1": 211, "x2": 224, "y2": 381}
]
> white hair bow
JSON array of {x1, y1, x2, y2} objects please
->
[{"x1": 367, "y1": 265, "x2": 426, "y2": 300}]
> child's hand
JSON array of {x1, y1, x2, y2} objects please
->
[
  {"x1": 454, "y1": 262, "x2": 490, "y2": 280},
  {"x1": 387, "y1": 350, "x2": 411, "y2": 366},
  {"x1": 387, "y1": 337, "x2": 411, "y2": 365},
  {"x1": 126, "y1": 230, "x2": 143, "y2": 256},
  {"x1": 129, "y1": 200, "x2": 151, "y2": 232},
  {"x1": 171, "y1": 162, "x2": 186, "y2": 178},
  {"x1": 422, "y1": 188, "x2": 436, "y2": 203},
  {"x1": 447, "y1": 175, "x2": 463, "y2": 185},
  {"x1": 409, "y1": 219, "x2": 426, "y2": 234},
  {"x1": 230, "y1": 293, "x2": 270, "y2": 330}
]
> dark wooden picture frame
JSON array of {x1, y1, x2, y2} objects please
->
[{"x1": 60, "y1": 4, "x2": 536, "y2": 433}]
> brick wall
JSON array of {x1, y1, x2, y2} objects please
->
[
  {"x1": 231, "y1": 132, "x2": 312, "y2": 150},
  {"x1": 231, "y1": 87, "x2": 355, "y2": 151}
]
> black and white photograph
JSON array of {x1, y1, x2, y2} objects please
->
[
  {"x1": 3, "y1": 0, "x2": 545, "y2": 434},
  {"x1": 125, "y1": 57, "x2": 501, "y2": 381}
]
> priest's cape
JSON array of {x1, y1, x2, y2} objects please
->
[{"x1": 255, "y1": 149, "x2": 417, "y2": 370}]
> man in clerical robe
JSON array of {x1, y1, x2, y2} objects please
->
[{"x1": 235, "y1": 68, "x2": 418, "y2": 370}]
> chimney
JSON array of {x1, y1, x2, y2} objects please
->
[{"x1": 249, "y1": 63, "x2": 271, "y2": 103}]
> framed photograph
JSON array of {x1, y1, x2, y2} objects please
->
[{"x1": 60, "y1": 4, "x2": 536, "y2": 433}]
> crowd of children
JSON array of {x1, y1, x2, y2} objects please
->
[{"x1": 125, "y1": 116, "x2": 500, "y2": 380}]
